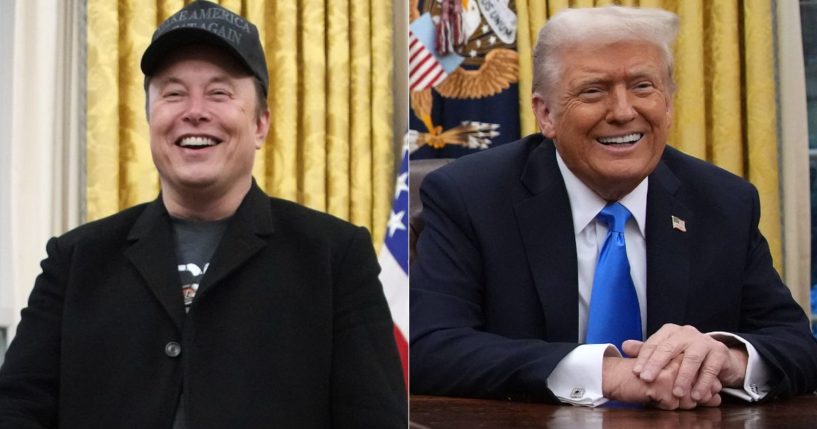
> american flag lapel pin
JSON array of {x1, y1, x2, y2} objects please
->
[{"x1": 671, "y1": 215, "x2": 687, "y2": 232}]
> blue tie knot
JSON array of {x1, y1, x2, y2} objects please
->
[{"x1": 599, "y1": 202, "x2": 631, "y2": 233}]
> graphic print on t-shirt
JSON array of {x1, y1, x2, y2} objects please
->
[
  {"x1": 178, "y1": 262, "x2": 210, "y2": 311},
  {"x1": 172, "y1": 216, "x2": 229, "y2": 313}
]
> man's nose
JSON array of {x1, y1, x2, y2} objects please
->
[
  {"x1": 606, "y1": 86, "x2": 637, "y2": 123},
  {"x1": 182, "y1": 95, "x2": 210, "y2": 124}
]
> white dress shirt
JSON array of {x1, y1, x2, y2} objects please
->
[{"x1": 546, "y1": 152, "x2": 770, "y2": 406}]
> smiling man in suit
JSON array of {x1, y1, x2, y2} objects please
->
[
  {"x1": 410, "y1": 6, "x2": 817, "y2": 409},
  {"x1": 0, "y1": 1, "x2": 405, "y2": 427}
]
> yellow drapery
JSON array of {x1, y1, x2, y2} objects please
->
[
  {"x1": 86, "y1": 0, "x2": 395, "y2": 247},
  {"x1": 516, "y1": 0, "x2": 783, "y2": 274}
]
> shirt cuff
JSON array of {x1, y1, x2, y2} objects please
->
[
  {"x1": 546, "y1": 344, "x2": 619, "y2": 407},
  {"x1": 707, "y1": 331, "x2": 771, "y2": 401}
]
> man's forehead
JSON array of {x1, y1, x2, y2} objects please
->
[
  {"x1": 151, "y1": 73, "x2": 238, "y2": 87},
  {"x1": 560, "y1": 39, "x2": 665, "y2": 58},
  {"x1": 565, "y1": 63, "x2": 665, "y2": 81},
  {"x1": 558, "y1": 43, "x2": 668, "y2": 76}
]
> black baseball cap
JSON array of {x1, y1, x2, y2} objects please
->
[{"x1": 140, "y1": 0, "x2": 269, "y2": 95}]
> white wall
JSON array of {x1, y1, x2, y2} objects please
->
[
  {"x1": 0, "y1": 0, "x2": 16, "y2": 355},
  {"x1": 0, "y1": 0, "x2": 82, "y2": 344},
  {"x1": 777, "y1": 1, "x2": 812, "y2": 313}
]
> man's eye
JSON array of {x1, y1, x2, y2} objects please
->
[{"x1": 579, "y1": 88, "x2": 604, "y2": 98}]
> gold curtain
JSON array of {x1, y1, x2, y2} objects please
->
[
  {"x1": 87, "y1": 0, "x2": 395, "y2": 247},
  {"x1": 516, "y1": 0, "x2": 783, "y2": 273}
]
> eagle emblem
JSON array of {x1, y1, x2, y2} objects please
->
[{"x1": 409, "y1": 0, "x2": 519, "y2": 153}]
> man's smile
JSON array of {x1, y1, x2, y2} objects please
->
[
  {"x1": 176, "y1": 135, "x2": 222, "y2": 149},
  {"x1": 596, "y1": 132, "x2": 644, "y2": 146}
]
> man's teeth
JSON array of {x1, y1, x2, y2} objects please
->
[
  {"x1": 179, "y1": 137, "x2": 218, "y2": 148},
  {"x1": 597, "y1": 133, "x2": 642, "y2": 145}
]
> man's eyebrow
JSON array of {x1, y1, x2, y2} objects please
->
[
  {"x1": 153, "y1": 76, "x2": 179, "y2": 84},
  {"x1": 570, "y1": 75, "x2": 609, "y2": 87},
  {"x1": 154, "y1": 76, "x2": 183, "y2": 87},
  {"x1": 627, "y1": 64, "x2": 664, "y2": 79},
  {"x1": 207, "y1": 75, "x2": 237, "y2": 87}
]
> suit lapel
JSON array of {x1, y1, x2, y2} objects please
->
[
  {"x1": 196, "y1": 183, "x2": 273, "y2": 298},
  {"x1": 645, "y1": 158, "x2": 693, "y2": 335},
  {"x1": 125, "y1": 199, "x2": 186, "y2": 332},
  {"x1": 513, "y1": 140, "x2": 579, "y2": 342}
]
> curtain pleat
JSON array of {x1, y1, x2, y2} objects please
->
[
  {"x1": 268, "y1": 1, "x2": 299, "y2": 203},
  {"x1": 371, "y1": 0, "x2": 395, "y2": 243},
  {"x1": 86, "y1": 0, "x2": 121, "y2": 218},
  {"x1": 301, "y1": 1, "x2": 328, "y2": 213},
  {"x1": 671, "y1": 0, "x2": 707, "y2": 159},
  {"x1": 118, "y1": 2, "x2": 159, "y2": 209},
  {"x1": 516, "y1": 0, "x2": 783, "y2": 273},
  {"x1": 158, "y1": 0, "x2": 186, "y2": 21},
  {"x1": 706, "y1": 0, "x2": 742, "y2": 174},
  {"x1": 86, "y1": 0, "x2": 395, "y2": 248},
  {"x1": 743, "y1": 0, "x2": 781, "y2": 270},
  {"x1": 326, "y1": 0, "x2": 352, "y2": 221},
  {"x1": 516, "y1": 0, "x2": 536, "y2": 135},
  {"x1": 349, "y1": 0, "x2": 373, "y2": 231},
  {"x1": 244, "y1": 0, "x2": 268, "y2": 186}
]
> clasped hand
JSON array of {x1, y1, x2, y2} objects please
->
[{"x1": 601, "y1": 323, "x2": 748, "y2": 410}]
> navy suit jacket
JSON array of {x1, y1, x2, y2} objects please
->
[
  {"x1": 410, "y1": 134, "x2": 817, "y2": 402},
  {"x1": 0, "y1": 183, "x2": 406, "y2": 428}
]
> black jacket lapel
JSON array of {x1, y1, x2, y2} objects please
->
[
  {"x1": 514, "y1": 141, "x2": 579, "y2": 342},
  {"x1": 196, "y1": 183, "x2": 273, "y2": 298},
  {"x1": 125, "y1": 199, "x2": 186, "y2": 332},
  {"x1": 645, "y1": 157, "x2": 693, "y2": 335}
]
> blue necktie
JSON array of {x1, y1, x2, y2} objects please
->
[{"x1": 585, "y1": 202, "x2": 642, "y2": 351}]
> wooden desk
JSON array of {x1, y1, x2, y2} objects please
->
[{"x1": 410, "y1": 394, "x2": 817, "y2": 429}]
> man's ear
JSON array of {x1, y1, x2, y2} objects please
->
[
  {"x1": 531, "y1": 93, "x2": 556, "y2": 138},
  {"x1": 255, "y1": 109, "x2": 270, "y2": 149}
]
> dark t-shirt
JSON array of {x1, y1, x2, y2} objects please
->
[
  {"x1": 172, "y1": 217, "x2": 229, "y2": 312},
  {"x1": 171, "y1": 217, "x2": 229, "y2": 428}
]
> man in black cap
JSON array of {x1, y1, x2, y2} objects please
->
[{"x1": 0, "y1": 1, "x2": 406, "y2": 427}]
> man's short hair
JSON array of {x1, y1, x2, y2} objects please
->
[
  {"x1": 532, "y1": 6, "x2": 679, "y2": 97},
  {"x1": 250, "y1": 76, "x2": 269, "y2": 119}
]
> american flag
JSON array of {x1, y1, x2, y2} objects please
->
[
  {"x1": 408, "y1": 13, "x2": 464, "y2": 92},
  {"x1": 378, "y1": 143, "x2": 410, "y2": 385},
  {"x1": 409, "y1": 31, "x2": 448, "y2": 90},
  {"x1": 671, "y1": 215, "x2": 687, "y2": 232}
]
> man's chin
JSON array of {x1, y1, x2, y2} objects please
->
[
  {"x1": 586, "y1": 172, "x2": 649, "y2": 200},
  {"x1": 162, "y1": 175, "x2": 221, "y2": 192}
]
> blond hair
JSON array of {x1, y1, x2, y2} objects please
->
[{"x1": 532, "y1": 6, "x2": 679, "y2": 96}]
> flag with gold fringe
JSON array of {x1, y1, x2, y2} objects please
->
[{"x1": 408, "y1": 0, "x2": 520, "y2": 160}]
